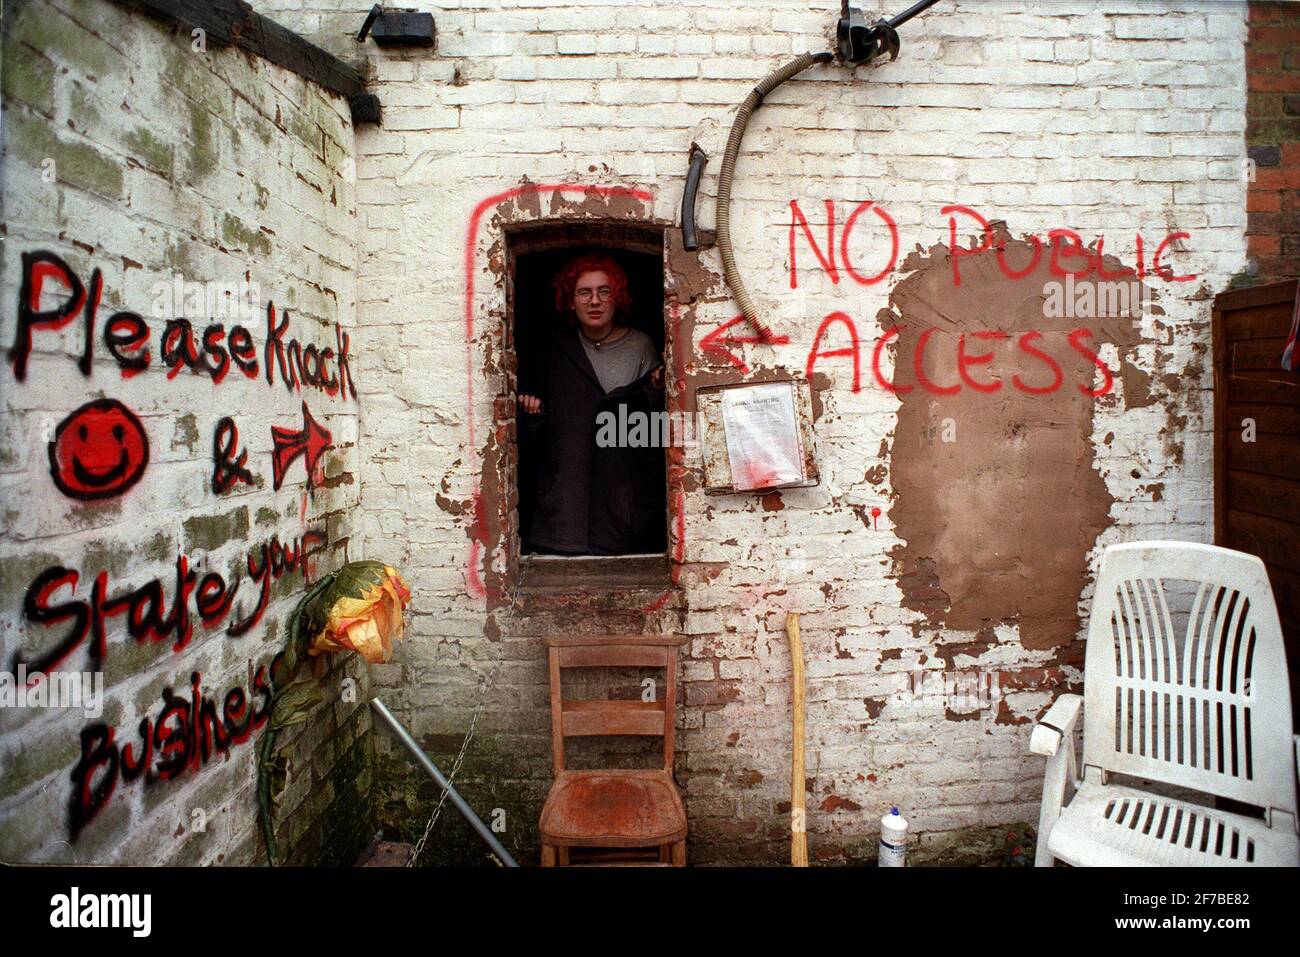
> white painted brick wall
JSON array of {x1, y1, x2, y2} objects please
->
[
  {"x1": 0, "y1": 0, "x2": 363, "y2": 864},
  {"x1": 233, "y1": 0, "x2": 1253, "y2": 862}
]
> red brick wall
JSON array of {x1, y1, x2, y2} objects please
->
[{"x1": 1246, "y1": 2, "x2": 1300, "y2": 283}]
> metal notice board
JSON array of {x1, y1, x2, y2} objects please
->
[{"x1": 696, "y1": 379, "x2": 820, "y2": 495}]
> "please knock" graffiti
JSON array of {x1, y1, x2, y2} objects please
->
[{"x1": 7, "y1": 251, "x2": 358, "y2": 399}]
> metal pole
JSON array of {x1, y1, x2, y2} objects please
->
[
  {"x1": 370, "y1": 697, "x2": 519, "y2": 867},
  {"x1": 889, "y1": 0, "x2": 943, "y2": 30}
]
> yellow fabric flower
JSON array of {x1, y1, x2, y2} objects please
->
[{"x1": 308, "y1": 565, "x2": 411, "y2": 663}]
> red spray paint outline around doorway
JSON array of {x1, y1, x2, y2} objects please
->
[{"x1": 462, "y1": 184, "x2": 658, "y2": 598}]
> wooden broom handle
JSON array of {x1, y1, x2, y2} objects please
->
[{"x1": 787, "y1": 612, "x2": 808, "y2": 867}]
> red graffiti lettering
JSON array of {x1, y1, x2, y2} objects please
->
[
  {"x1": 841, "y1": 201, "x2": 899, "y2": 287},
  {"x1": 806, "y1": 312, "x2": 861, "y2": 393},
  {"x1": 12, "y1": 531, "x2": 326, "y2": 677},
  {"x1": 69, "y1": 665, "x2": 273, "y2": 839},
  {"x1": 1012, "y1": 331, "x2": 1064, "y2": 395},
  {"x1": 940, "y1": 204, "x2": 995, "y2": 287},
  {"x1": 7, "y1": 251, "x2": 354, "y2": 394},
  {"x1": 789, "y1": 199, "x2": 839, "y2": 288},
  {"x1": 872, "y1": 327, "x2": 912, "y2": 395},
  {"x1": 957, "y1": 331, "x2": 1008, "y2": 393},
  {"x1": 1068, "y1": 327, "x2": 1114, "y2": 397},
  {"x1": 914, "y1": 327, "x2": 961, "y2": 396}
]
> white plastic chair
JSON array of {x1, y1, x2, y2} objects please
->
[{"x1": 1032, "y1": 541, "x2": 1300, "y2": 866}]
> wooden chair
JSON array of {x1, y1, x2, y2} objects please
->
[{"x1": 538, "y1": 635, "x2": 687, "y2": 866}]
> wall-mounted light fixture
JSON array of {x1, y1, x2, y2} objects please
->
[
  {"x1": 356, "y1": 4, "x2": 435, "y2": 48},
  {"x1": 838, "y1": 0, "x2": 940, "y2": 64}
]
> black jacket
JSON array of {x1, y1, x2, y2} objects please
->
[{"x1": 521, "y1": 327, "x2": 665, "y2": 555}]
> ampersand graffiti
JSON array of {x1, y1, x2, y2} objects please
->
[{"x1": 212, "y1": 416, "x2": 254, "y2": 494}]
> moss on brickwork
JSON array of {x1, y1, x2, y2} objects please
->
[
  {"x1": 162, "y1": 44, "x2": 228, "y2": 116},
  {"x1": 161, "y1": 40, "x2": 226, "y2": 183},
  {"x1": 261, "y1": 704, "x2": 378, "y2": 867},
  {"x1": 81, "y1": 538, "x2": 134, "y2": 579},
  {"x1": 243, "y1": 103, "x2": 277, "y2": 148},
  {"x1": 183, "y1": 506, "x2": 250, "y2": 552},
  {"x1": 132, "y1": 670, "x2": 172, "y2": 715},
  {"x1": 294, "y1": 734, "x2": 376, "y2": 866},
  {"x1": 186, "y1": 101, "x2": 219, "y2": 181},
  {"x1": 906, "y1": 822, "x2": 1038, "y2": 867},
  {"x1": 4, "y1": 109, "x2": 124, "y2": 200},
  {"x1": 66, "y1": 499, "x2": 123, "y2": 530},
  {"x1": 287, "y1": 109, "x2": 322, "y2": 156},
  {"x1": 143, "y1": 531, "x2": 175, "y2": 563},
  {"x1": 272, "y1": 570, "x2": 310, "y2": 603},
  {"x1": 102, "y1": 634, "x2": 172, "y2": 689},
  {"x1": 7, "y1": 2, "x2": 121, "y2": 79},
  {"x1": 0, "y1": 550, "x2": 60, "y2": 611},
  {"x1": 124, "y1": 126, "x2": 175, "y2": 178},
  {"x1": 0, "y1": 786, "x2": 70, "y2": 862},
  {"x1": 221, "y1": 212, "x2": 272, "y2": 257},
  {"x1": 0, "y1": 722, "x2": 82, "y2": 800},
  {"x1": 171, "y1": 413, "x2": 199, "y2": 453},
  {"x1": 325, "y1": 450, "x2": 349, "y2": 477},
  {"x1": 69, "y1": 83, "x2": 102, "y2": 130},
  {"x1": 161, "y1": 236, "x2": 195, "y2": 276},
  {"x1": 374, "y1": 730, "x2": 542, "y2": 866},
  {"x1": 1, "y1": 47, "x2": 56, "y2": 115}
]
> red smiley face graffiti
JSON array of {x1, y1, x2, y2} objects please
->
[{"x1": 48, "y1": 399, "x2": 150, "y2": 500}]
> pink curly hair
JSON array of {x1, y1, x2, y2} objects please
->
[{"x1": 553, "y1": 252, "x2": 633, "y2": 315}]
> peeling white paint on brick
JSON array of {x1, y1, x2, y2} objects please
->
[
  {"x1": 0, "y1": 0, "x2": 1251, "y2": 866},
  {"x1": 0, "y1": 0, "x2": 362, "y2": 864}
]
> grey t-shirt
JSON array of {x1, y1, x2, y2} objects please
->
[{"x1": 580, "y1": 327, "x2": 659, "y2": 393}]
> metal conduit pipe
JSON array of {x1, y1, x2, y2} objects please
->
[
  {"x1": 711, "y1": 1, "x2": 943, "y2": 344},
  {"x1": 715, "y1": 51, "x2": 833, "y2": 343}
]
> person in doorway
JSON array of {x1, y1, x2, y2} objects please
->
[{"x1": 518, "y1": 252, "x2": 665, "y2": 555}]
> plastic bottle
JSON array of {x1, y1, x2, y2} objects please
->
[{"x1": 878, "y1": 806, "x2": 908, "y2": 867}]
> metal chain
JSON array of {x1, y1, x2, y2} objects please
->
[{"x1": 405, "y1": 580, "x2": 519, "y2": 866}]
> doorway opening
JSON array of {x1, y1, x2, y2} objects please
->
[{"x1": 507, "y1": 222, "x2": 669, "y2": 577}]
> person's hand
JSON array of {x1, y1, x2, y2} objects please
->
[
  {"x1": 518, "y1": 394, "x2": 542, "y2": 414},
  {"x1": 650, "y1": 366, "x2": 664, "y2": 388}
]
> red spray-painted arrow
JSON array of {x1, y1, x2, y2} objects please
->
[
  {"x1": 699, "y1": 315, "x2": 789, "y2": 374},
  {"x1": 271, "y1": 401, "x2": 332, "y2": 491}
]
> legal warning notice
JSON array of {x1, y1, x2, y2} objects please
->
[{"x1": 721, "y1": 382, "x2": 805, "y2": 491}]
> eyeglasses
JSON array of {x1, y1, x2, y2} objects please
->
[{"x1": 575, "y1": 286, "x2": 613, "y2": 302}]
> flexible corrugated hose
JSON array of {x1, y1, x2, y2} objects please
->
[{"x1": 716, "y1": 51, "x2": 834, "y2": 343}]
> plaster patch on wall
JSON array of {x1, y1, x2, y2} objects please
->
[{"x1": 886, "y1": 226, "x2": 1162, "y2": 650}]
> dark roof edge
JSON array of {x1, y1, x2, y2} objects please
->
[{"x1": 112, "y1": 0, "x2": 379, "y2": 122}]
